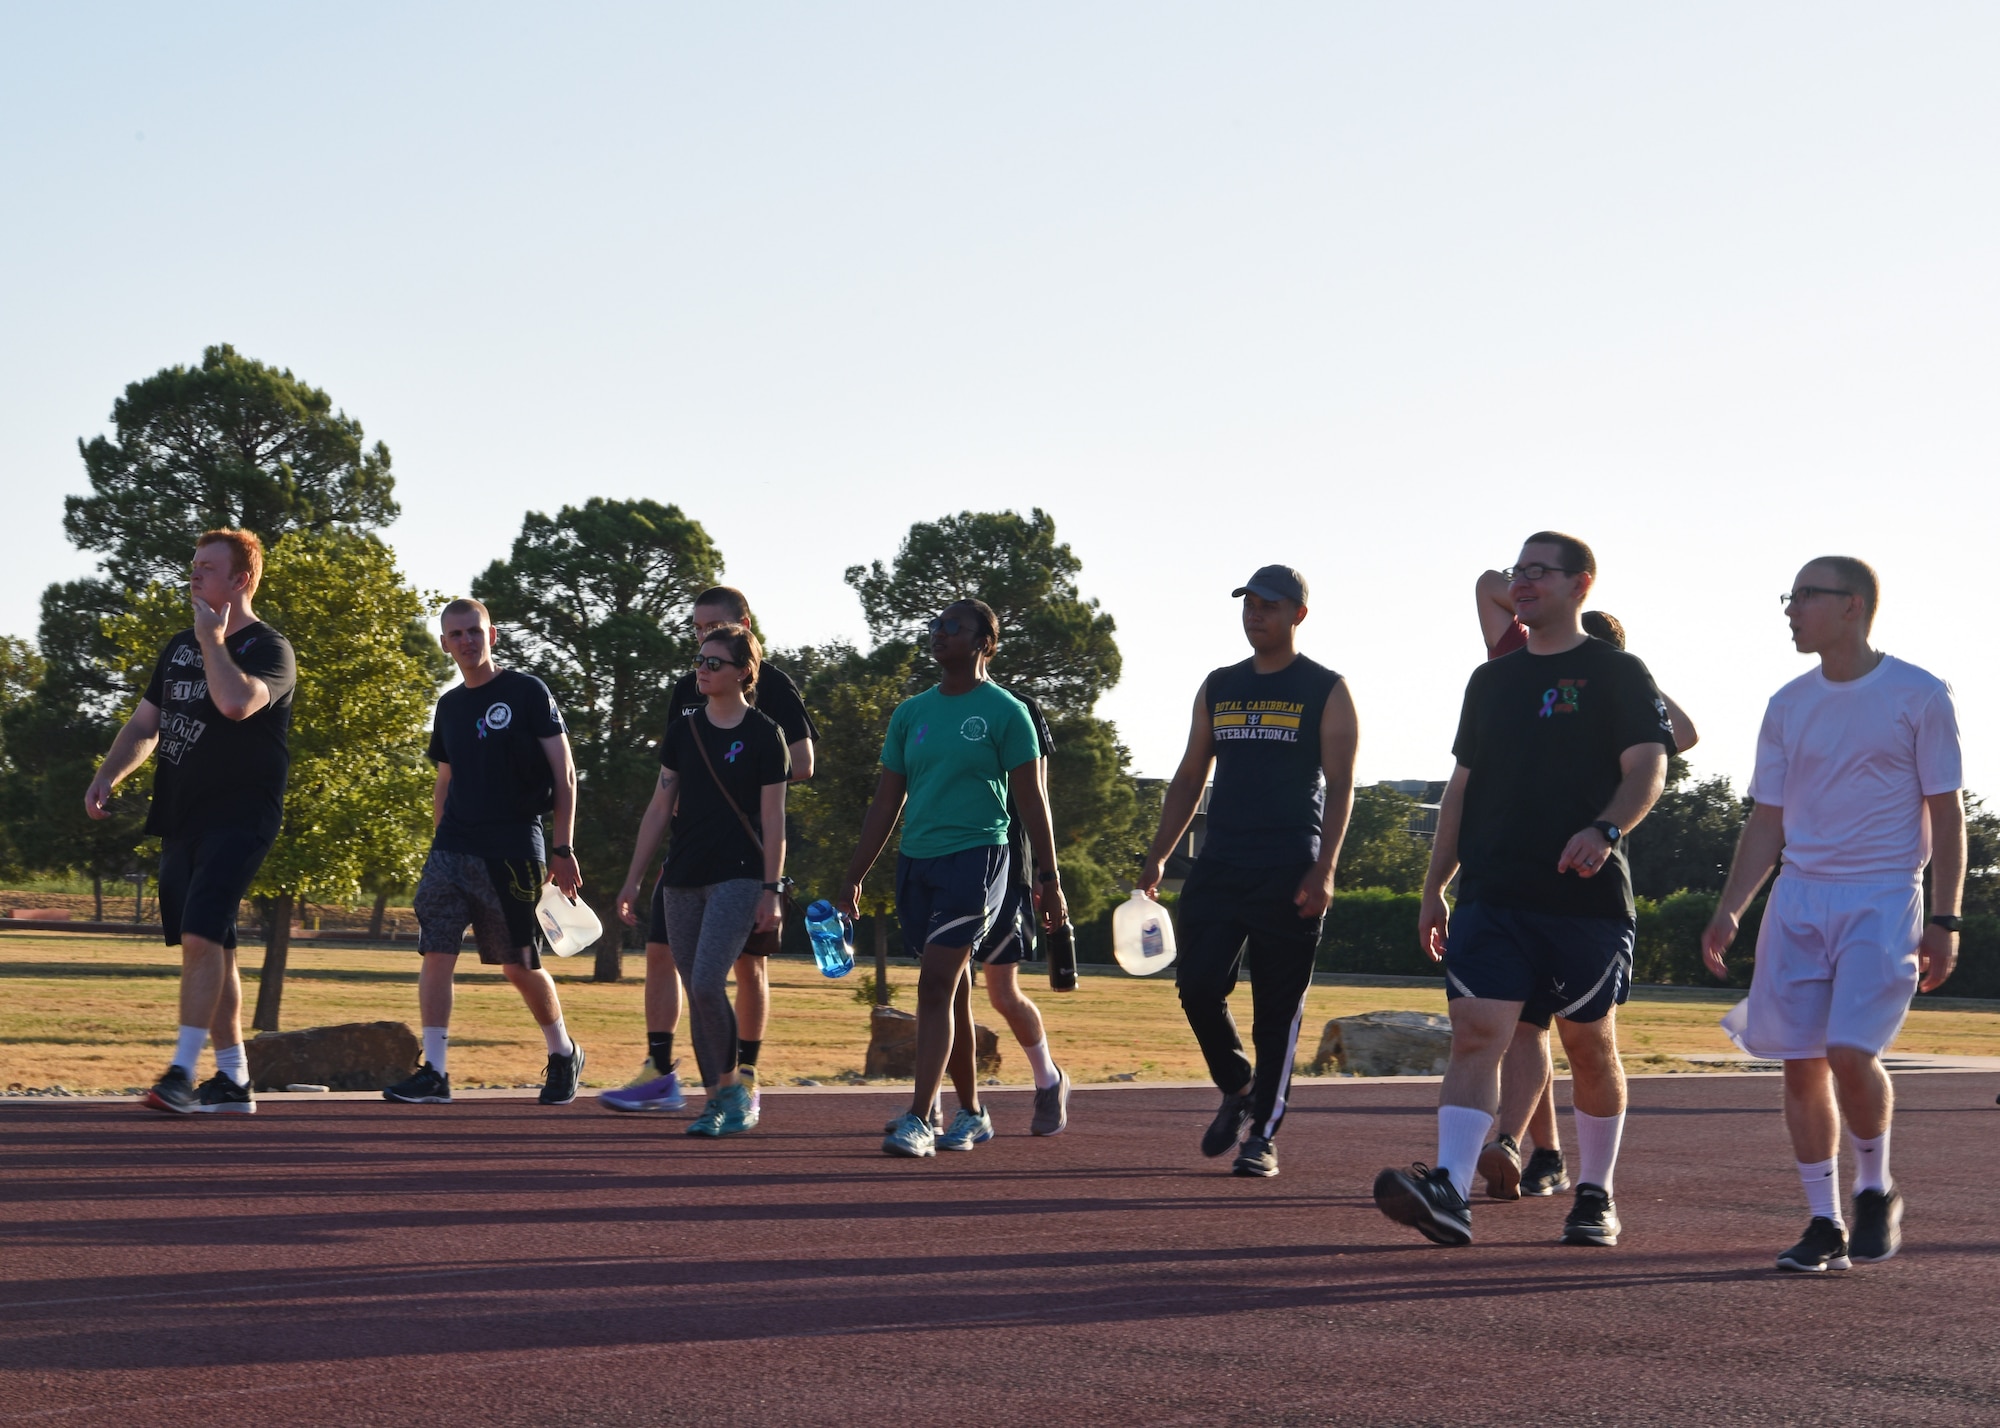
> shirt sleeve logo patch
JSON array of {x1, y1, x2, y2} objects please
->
[{"x1": 960, "y1": 716, "x2": 989, "y2": 741}]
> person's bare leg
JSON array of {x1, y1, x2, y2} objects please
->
[
  {"x1": 502, "y1": 962, "x2": 563, "y2": 1028},
  {"x1": 180, "y1": 933, "x2": 241, "y2": 1048},
  {"x1": 733, "y1": 953, "x2": 769, "y2": 1042},
  {"x1": 1527, "y1": 1078, "x2": 1561, "y2": 1153},
  {"x1": 1782, "y1": 1057, "x2": 1841, "y2": 1163},
  {"x1": 1825, "y1": 1044, "x2": 1892, "y2": 1139},
  {"x1": 947, "y1": 967, "x2": 980, "y2": 1112},
  {"x1": 912, "y1": 943, "x2": 972, "y2": 1117},
  {"x1": 1555, "y1": 1011, "x2": 1626, "y2": 1198},
  {"x1": 1440, "y1": 997, "x2": 1518, "y2": 1114},
  {"x1": 418, "y1": 951, "x2": 457, "y2": 1029},
  {"x1": 1495, "y1": 1022, "x2": 1550, "y2": 1145},
  {"x1": 982, "y1": 963, "x2": 1046, "y2": 1048},
  {"x1": 644, "y1": 943, "x2": 684, "y2": 1038}
]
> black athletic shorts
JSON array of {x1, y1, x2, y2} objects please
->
[
  {"x1": 1443, "y1": 900, "x2": 1633, "y2": 1026},
  {"x1": 973, "y1": 878, "x2": 1035, "y2": 966},
  {"x1": 895, "y1": 846, "x2": 1009, "y2": 958},
  {"x1": 158, "y1": 826, "x2": 276, "y2": 950}
]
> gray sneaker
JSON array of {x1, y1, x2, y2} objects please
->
[
  {"x1": 882, "y1": 1111, "x2": 937, "y2": 1159},
  {"x1": 1031, "y1": 1067, "x2": 1070, "y2": 1136},
  {"x1": 1850, "y1": 1187, "x2": 1903, "y2": 1263},
  {"x1": 937, "y1": 1105, "x2": 995, "y2": 1151}
]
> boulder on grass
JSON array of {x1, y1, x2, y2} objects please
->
[
  {"x1": 864, "y1": 1004, "x2": 1000, "y2": 1077},
  {"x1": 246, "y1": 1021, "x2": 421, "y2": 1091},
  {"x1": 1310, "y1": 1010, "x2": 1453, "y2": 1077}
]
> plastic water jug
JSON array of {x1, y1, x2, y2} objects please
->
[
  {"x1": 1111, "y1": 890, "x2": 1177, "y2": 975},
  {"x1": 536, "y1": 883, "x2": 603, "y2": 958},
  {"x1": 804, "y1": 899, "x2": 855, "y2": 978}
]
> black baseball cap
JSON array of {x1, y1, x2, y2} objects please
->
[{"x1": 1232, "y1": 565, "x2": 1308, "y2": 605}]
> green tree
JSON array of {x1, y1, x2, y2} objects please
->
[
  {"x1": 65, "y1": 344, "x2": 398, "y2": 588},
  {"x1": 106, "y1": 532, "x2": 437, "y2": 1029},
  {"x1": 1628, "y1": 758, "x2": 1750, "y2": 900},
  {"x1": 472, "y1": 498, "x2": 722, "y2": 979},
  {"x1": 1338, "y1": 785, "x2": 1431, "y2": 893},
  {"x1": 845, "y1": 508, "x2": 1120, "y2": 714},
  {"x1": 0, "y1": 583, "x2": 151, "y2": 914},
  {"x1": 1961, "y1": 792, "x2": 2000, "y2": 917}
]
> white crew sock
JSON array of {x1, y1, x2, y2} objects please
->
[
  {"x1": 1798, "y1": 1156, "x2": 1843, "y2": 1225},
  {"x1": 542, "y1": 1017, "x2": 575, "y2": 1057},
  {"x1": 423, "y1": 1026, "x2": 450, "y2": 1075},
  {"x1": 212, "y1": 1042, "x2": 248, "y2": 1087},
  {"x1": 173, "y1": 1025, "x2": 208, "y2": 1075},
  {"x1": 1022, "y1": 1038, "x2": 1060, "y2": 1090},
  {"x1": 1848, "y1": 1130, "x2": 1890, "y2": 1194},
  {"x1": 1436, "y1": 1104, "x2": 1494, "y2": 1202},
  {"x1": 1573, "y1": 1110, "x2": 1626, "y2": 1196}
]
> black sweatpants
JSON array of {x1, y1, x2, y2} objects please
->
[{"x1": 1174, "y1": 857, "x2": 1323, "y2": 1142}]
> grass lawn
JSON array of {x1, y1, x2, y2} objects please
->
[{"x1": 4, "y1": 932, "x2": 1997, "y2": 1094}]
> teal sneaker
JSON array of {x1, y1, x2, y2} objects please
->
[
  {"x1": 686, "y1": 1095, "x2": 727, "y2": 1137},
  {"x1": 717, "y1": 1080, "x2": 758, "y2": 1135},
  {"x1": 937, "y1": 1105, "x2": 994, "y2": 1151},
  {"x1": 882, "y1": 1110, "x2": 937, "y2": 1159}
]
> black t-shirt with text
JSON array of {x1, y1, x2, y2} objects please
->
[
  {"x1": 427, "y1": 670, "x2": 566, "y2": 861},
  {"x1": 659, "y1": 707, "x2": 791, "y2": 887},
  {"x1": 1452, "y1": 636, "x2": 1678, "y2": 919},
  {"x1": 1200, "y1": 654, "x2": 1344, "y2": 867},
  {"x1": 666, "y1": 661, "x2": 819, "y2": 751},
  {"x1": 143, "y1": 623, "x2": 297, "y2": 841}
]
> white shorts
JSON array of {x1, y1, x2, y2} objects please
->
[{"x1": 1720, "y1": 875, "x2": 1921, "y2": 1060}]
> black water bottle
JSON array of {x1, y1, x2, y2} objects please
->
[{"x1": 1046, "y1": 919, "x2": 1078, "y2": 992}]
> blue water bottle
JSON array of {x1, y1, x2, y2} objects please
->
[{"x1": 805, "y1": 899, "x2": 855, "y2": 979}]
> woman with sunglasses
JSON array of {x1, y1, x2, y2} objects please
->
[
  {"x1": 618, "y1": 624, "x2": 789, "y2": 1136},
  {"x1": 838, "y1": 598, "x2": 1065, "y2": 1158}
]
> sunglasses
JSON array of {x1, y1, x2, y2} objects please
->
[
  {"x1": 693, "y1": 655, "x2": 742, "y2": 672},
  {"x1": 928, "y1": 616, "x2": 971, "y2": 636}
]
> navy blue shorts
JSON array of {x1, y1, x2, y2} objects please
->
[
  {"x1": 158, "y1": 826, "x2": 276, "y2": 951},
  {"x1": 1443, "y1": 901, "x2": 1634, "y2": 1026},
  {"x1": 895, "y1": 846, "x2": 1010, "y2": 958}
]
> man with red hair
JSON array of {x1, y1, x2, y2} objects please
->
[{"x1": 87, "y1": 530, "x2": 297, "y2": 1115}]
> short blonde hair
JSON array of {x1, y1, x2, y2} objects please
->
[{"x1": 196, "y1": 529, "x2": 265, "y2": 596}]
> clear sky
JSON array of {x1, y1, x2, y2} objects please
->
[{"x1": 4, "y1": 4, "x2": 1996, "y2": 794}]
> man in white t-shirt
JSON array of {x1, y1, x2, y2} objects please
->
[{"x1": 1701, "y1": 556, "x2": 1964, "y2": 1274}]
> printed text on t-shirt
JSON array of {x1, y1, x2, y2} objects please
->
[{"x1": 1212, "y1": 699, "x2": 1304, "y2": 742}]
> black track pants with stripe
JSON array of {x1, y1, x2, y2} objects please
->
[{"x1": 1174, "y1": 857, "x2": 1324, "y2": 1142}]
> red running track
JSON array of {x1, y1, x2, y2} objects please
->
[{"x1": 4, "y1": 1074, "x2": 1998, "y2": 1426}]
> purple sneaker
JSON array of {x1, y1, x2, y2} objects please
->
[{"x1": 598, "y1": 1058, "x2": 686, "y2": 1113}]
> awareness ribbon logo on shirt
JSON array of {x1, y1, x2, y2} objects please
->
[
  {"x1": 724, "y1": 740, "x2": 744, "y2": 763},
  {"x1": 1538, "y1": 689, "x2": 1558, "y2": 719}
]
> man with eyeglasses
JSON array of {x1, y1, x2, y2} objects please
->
[
  {"x1": 1700, "y1": 557, "x2": 1963, "y2": 1273},
  {"x1": 1374, "y1": 532, "x2": 1676, "y2": 1248},
  {"x1": 1138, "y1": 565, "x2": 1358, "y2": 1179},
  {"x1": 604, "y1": 585, "x2": 820, "y2": 1116}
]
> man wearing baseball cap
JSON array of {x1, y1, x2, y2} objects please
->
[{"x1": 1138, "y1": 565, "x2": 1358, "y2": 1177}]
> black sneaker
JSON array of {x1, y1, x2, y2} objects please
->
[
  {"x1": 1478, "y1": 1134, "x2": 1522, "y2": 1200},
  {"x1": 540, "y1": 1042, "x2": 585, "y2": 1105},
  {"x1": 1201, "y1": 1089, "x2": 1254, "y2": 1158},
  {"x1": 189, "y1": 1073, "x2": 255, "y2": 1114},
  {"x1": 1776, "y1": 1216, "x2": 1851, "y2": 1273},
  {"x1": 1373, "y1": 1162, "x2": 1473, "y2": 1246},
  {"x1": 1850, "y1": 1187, "x2": 1903, "y2": 1263},
  {"x1": 1560, "y1": 1183, "x2": 1621, "y2": 1246},
  {"x1": 1521, "y1": 1146, "x2": 1570, "y2": 1197},
  {"x1": 383, "y1": 1062, "x2": 452, "y2": 1104},
  {"x1": 143, "y1": 1065, "x2": 199, "y2": 1115},
  {"x1": 1232, "y1": 1135, "x2": 1279, "y2": 1178}
]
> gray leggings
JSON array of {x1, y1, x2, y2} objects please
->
[{"x1": 659, "y1": 880, "x2": 762, "y2": 1090}]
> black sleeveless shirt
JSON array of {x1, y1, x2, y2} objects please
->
[{"x1": 1200, "y1": 654, "x2": 1344, "y2": 866}]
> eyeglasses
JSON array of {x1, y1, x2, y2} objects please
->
[
  {"x1": 1780, "y1": 586, "x2": 1853, "y2": 607},
  {"x1": 692, "y1": 655, "x2": 742, "y2": 672},
  {"x1": 1503, "y1": 564, "x2": 1579, "y2": 583},
  {"x1": 928, "y1": 617, "x2": 969, "y2": 636}
]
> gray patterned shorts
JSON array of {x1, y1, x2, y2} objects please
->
[{"x1": 413, "y1": 848, "x2": 549, "y2": 968}]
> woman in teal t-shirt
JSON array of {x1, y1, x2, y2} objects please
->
[{"x1": 838, "y1": 598, "x2": 1067, "y2": 1159}]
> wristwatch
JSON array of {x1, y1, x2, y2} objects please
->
[
  {"x1": 761, "y1": 881, "x2": 785, "y2": 893},
  {"x1": 1038, "y1": 869, "x2": 1060, "y2": 883},
  {"x1": 1929, "y1": 913, "x2": 1963, "y2": 933},
  {"x1": 550, "y1": 844, "x2": 574, "y2": 858},
  {"x1": 1591, "y1": 821, "x2": 1622, "y2": 847}
]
